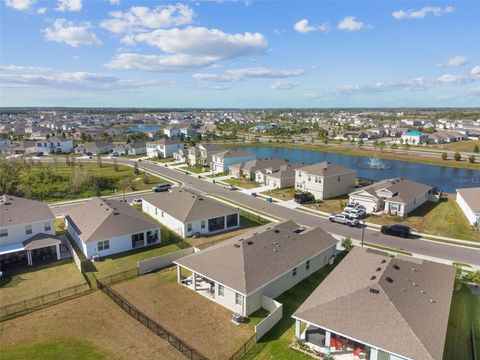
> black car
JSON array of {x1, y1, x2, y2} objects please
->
[
  {"x1": 381, "y1": 224, "x2": 411, "y2": 238},
  {"x1": 294, "y1": 192, "x2": 315, "y2": 204}
]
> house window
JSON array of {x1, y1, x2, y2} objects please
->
[
  {"x1": 292, "y1": 267, "x2": 297, "y2": 276},
  {"x1": 98, "y1": 240, "x2": 110, "y2": 251},
  {"x1": 0, "y1": 228, "x2": 8, "y2": 237},
  {"x1": 44, "y1": 222, "x2": 51, "y2": 232},
  {"x1": 155, "y1": 208, "x2": 158, "y2": 215},
  {"x1": 226, "y1": 214, "x2": 238, "y2": 228},
  {"x1": 338, "y1": 176, "x2": 341, "y2": 181},
  {"x1": 306, "y1": 260, "x2": 310, "y2": 270},
  {"x1": 218, "y1": 284, "x2": 224, "y2": 297},
  {"x1": 187, "y1": 223, "x2": 193, "y2": 232},
  {"x1": 308, "y1": 175, "x2": 311, "y2": 181},
  {"x1": 26, "y1": 225, "x2": 32, "y2": 235},
  {"x1": 161, "y1": 211, "x2": 164, "y2": 218},
  {"x1": 235, "y1": 293, "x2": 243, "y2": 305},
  {"x1": 201, "y1": 220, "x2": 206, "y2": 229}
]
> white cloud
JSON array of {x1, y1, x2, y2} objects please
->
[
  {"x1": 337, "y1": 16, "x2": 365, "y2": 31},
  {"x1": 438, "y1": 55, "x2": 468, "y2": 67},
  {"x1": 471, "y1": 66, "x2": 480, "y2": 75},
  {"x1": 107, "y1": 27, "x2": 267, "y2": 71},
  {"x1": 56, "y1": 0, "x2": 82, "y2": 12},
  {"x1": 37, "y1": 7, "x2": 46, "y2": 14},
  {"x1": 392, "y1": 6, "x2": 453, "y2": 20},
  {"x1": 318, "y1": 22, "x2": 331, "y2": 33},
  {"x1": 271, "y1": 80, "x2": 299, "y2": 90},
  {"x1": 108, "y1": 0, "x2": 120, "y2": 5},
  {"x1": 294, "y1": 19, "x2": 316, "y2": 33},
  {"x1": 0, "y1": 65, "x2": 52, "y2": 72},
  {"x1": 193, "y1": 67, "x2": 304, "y2": 82},
  {"x1": 100, "y1": 4, "x2": 195, "y2": 33},
  {"x1": 5, "y1": 0, "x2": 36, "y2": 11},
  {"x1": 43, "y1": 19, "x2": 102, "y2": 47}
]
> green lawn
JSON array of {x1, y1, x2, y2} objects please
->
[
  {"x1": 19, "y1": 162, "x2": 169, "y2": 202},
  {"x1": 243, "y1": 261, "x2": 339, "y2": 360},
  {"x1": 223, "y1": 178, "x2": 260, "y2": 189},
  {"x1": 147, "y1": 157, "x2": 175, "y2": 163},
  {"x1": 1, "y1": 339, "x2": 108, "y2": 360},
  {"x1": 443, "y1": 284, "x2": 480, "y2": 360},
  {"x1": 432, "y1": 140, "x2": 480, "y2": 153},
  {"x1": 261, "y1": 187, "x2": 296, "y2": 201},
  {"x1": 178, "y1": 165, "x2": 208, "y2": 174},
  {"x1": 367, "y1": 195, "x2": 480, "y2": 242},
  {"x1": 206, "y1": 172, "x2": 229, "y2": 178},
  {"x1": 303, "y1": 195, "x2": 348, "y2": 214}
]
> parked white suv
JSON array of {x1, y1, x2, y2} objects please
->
[{"x1": 343, "y1": 208, "x2": 366, "y2": 219}]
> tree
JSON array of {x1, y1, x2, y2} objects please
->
[
  {"x1": 113, "y1": 158, "x2": 119, "y2": 172},
  {"x1": 358, "y1": 139, "x2": 364, "y2": 149},
  {"x1": 133, "y1": 162, "x2": 140, "y2": 175},
  {"x1": 474, "y1": 144, "x2": 479, "y2": 153},
  {"x1": 96, "y1": 154, "x2": 103, "y2": 168},
  {"x1": 441, "y1": 152, "x2": 448, "y2": 161},
  {"x1": 0, "y1": 158, "x2": 22, "y2": 195},
  {"x1": 468, "y1": 155, "x2": 476, "y2": 163},
  {"x1": 379, "y1": 141, "x2": 386, "y2": 153},
  {"x1": 142, "y1": 172, "x2": 150, "y2": 184},
  {"x1": 454, "y1": 152, "x2": 461, "y2": 161},
  {"x1": 341, "y1": 237, "x2": 354, "y2": 252}
]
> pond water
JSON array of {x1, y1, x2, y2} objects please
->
[{"x1": 128, "y1": 125, "x2": 162, "y2": 133}]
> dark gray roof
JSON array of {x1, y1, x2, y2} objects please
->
[
  {"x1": 215, "y1": 148, "x2": 253, "y2": 159},
  {"x1": 351, "y1": 178, "x2": 432, "y2": 204},
  {"x1": 148, "y1": 138, "x2": 182, "y2": 145},
  {"x1": 175, "y1": 220, "x2": 337, "y2": 295},
  {"x1": 65, "y1": 197, "x2": 159, "y2": 243},
  {"x1": 298, "y1": 162, "x2": 356, "y2": 177},
  {"x1": 294, "y1": 247, "x2": 455, "y2": 360},
  {"x1": 141, "y1": 188, "x2": 238, "y2": 223},
  {"x1": 0, "y1": 195, "x2": 54, "y2": 227}
]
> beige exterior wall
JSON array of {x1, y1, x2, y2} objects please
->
[{"x1": 295, "y1": 170, "x2": 356, "y2": 200}]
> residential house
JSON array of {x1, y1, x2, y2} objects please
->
[
  {"x1": 141, "y1": 188, "x2": 240, "y2": 237},
  {"x1": 146, "y1": 138, "x2": 183, "y2": 158},
  {"x1": 210, "y1": 149, "x2": 256, "y2": 174},
  {"x1": 173, "y1": 147, "x2": 188, "y2": 163},
  {"x1": 293, "y1": 247, "x2": 455, "y2": 360},
  {"x1": 175, "y1": 220, "x2": 337, "y2": 316},
  {"x1": 229, "y1": 158, "x2": 289, "y2": 181},
  {"x1": 456, "y1": 187, "x2": 480, "y2": 226},
  {"x1": 35, "y1": 137, "x2": 74, "y2": 154},
  {"x1": 401, "y1": 130, "x2": 428, "y2": 145},
  {"x1": 264, "y1": 163, "x2": 303, "y2": 189},
  {"x1": 65, "y1": 197, "x2": 160, "y2": 259},
  {"x1": 163, "y1": 126, "x2": 181, "y2": 138},
  {"x1": 427, "y1": 130, "x2": 466, "y2": 144},
  {"x1": 126, "y1": 141, "x2": 146, "y2": 156},
  {"x1": 77, "y1": 141, "x2": 113, "y2": 155},
  {"x1": 0, "y1": 195, "x2": 62, "y2": 267},
  {"x1": 295, "y1": 162, "x2": 357, "y2": 200},
  {"x1": 196, "y1": 143, "x2": 225, "y2": 167},
  {"x1": 349, "y1": 178, "x2": 439, "y2": 216},
  {"x1": 179, "y1": 122, "x2": 197, "y2": 137}
]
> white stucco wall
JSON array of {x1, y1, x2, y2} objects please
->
[
  {"x1": 456, "y1": 192, "x2": 479, "y2": 225},
  {"x1": 0, "y1": 219, "x2": 55, "y2": 247}
]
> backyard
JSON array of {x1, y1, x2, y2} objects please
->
[
  {"x1": 432, "y1": 140, "x2": 480, "y2": 153},
  {"x1": 112, "y1": 268, "x2": 255, "y2": 360},
  {"x1": 0, "y1": 260, "x2": 88, "y2": 307},
  {"x1": 0, "y1": 291, "x2": 185, "y2": 360}
]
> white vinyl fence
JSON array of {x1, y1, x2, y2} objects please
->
[
  {"x1": 138, "y1": 247, "x2": 194, "y2": 274},
  {"x1": 255, "y1": 295, "x2": 283, "y2": 341}
]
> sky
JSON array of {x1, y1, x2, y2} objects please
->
[{"x1": 0, "y1": 0, "x2": 479, "y2": 108}]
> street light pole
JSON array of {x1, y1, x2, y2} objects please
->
[{"x1": 361, "y1": 220, "x2": 365, "y2": 247}]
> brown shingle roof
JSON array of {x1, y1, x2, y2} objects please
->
[
  {"x1": 298, "y1": 162, "x2": 356, "y2": 177},
  {"x1": 23, "y1": 233, "x2": 62, "y2": 250},
  {"x1": 457, "y1": 187, "x2": 480, "y2": 212},
  {"x1": 141, "y1": 188, "x2": 238, "y2": 223},
  {"x1": 294, "y1": 247, "x2": 455, "y2": 360},
  {"x1": 0, "y1": 195, "x2": 54, "y2": 227},
  {"x1": 65, "y1": 197, "x2": 159, "y2": 243},
  {"x1": 175, "y1": 220, "x2": 337, "y2": 295},
  {"x1": 230, "y1": 158, "x2": 289, "y2": 173}
]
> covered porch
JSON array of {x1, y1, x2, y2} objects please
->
[
  {"x1": 176, "y1": 265, "x2": 215, "y2": 300},
  {"x1": 294, "y1": 319, "x2": 374, "y2": 360}
]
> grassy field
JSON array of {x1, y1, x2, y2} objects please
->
[
  {"x1": 223, "y1": 178, "x2": 259, "y2": 189},
  {"x1": 303, "y1": 195, "x2": 349, "y2": 214},
  {"x1": 0, "y1": 260, "x2": 88, "y2": 307},
  {"x1": 147, "y1": 157, "x2": 175, "y2": 163},
  {"x1": 0, "y1": 291, "x2": 185, "y2": 360},
  {"x1": 443, "y1": 284, "x2": 480, "y2": 360},
  {"x1": 244, "y1": 262, "x2": 339, "y2": 360},
  {"x1": 432, "y1": 140, "x2": 480, "y2": 153},
  {"x1": 261, "y1": 187, "x2": 296, "y2": 201},
  {"x1": 367, "y1": 195, "x2": 480, "y2": 242},
  {"x1": 20, "y1": 162, "x2": 169, "y2": 202},
  {"x1": 113, "y1": 268, "x2": 254, "y2": 360}
]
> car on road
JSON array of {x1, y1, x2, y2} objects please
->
[
  {"x1": 130, "y1": 198, "x2": 142, "y2": 206},
  {"x1": 343, "y1": 207, "x2": 367, "y2": 219},
  {"x1": 381, "y1": 224, "x2": 412, "y2": 238},
  {"x1": 294, "y1": 192, "x2": 315, "y2": 204},
  {"x1": 109, "y1": 152, "x2": 119, "y2": 158},
  {"x1": 152, "y1": 183, "x2": 172, "y2": 192},
  {"x1": 328, "y1": 213, "x2": 359, "y2": 227},
  {"x1": 224, "y1": 184, "x2": 236, "y2": 190}
]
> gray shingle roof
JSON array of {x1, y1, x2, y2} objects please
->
[
  {"x1": 215, "y1": 149, "x2": 253, "y2": 159},
  {"x1": 229, "y1": 158, "x2": 289, "y2": 173},
  {"x1": 175, "y1": 220, "x2": 337, "y2": 295},
  {"x1": 294, "y1": 247, "x2": 455, "y2": 360},
  {"x1": 23, "y1": 233, "x2": 62, "y2": 250},
  {"x1": 457, "y1": 187, "x2": 480, "y2": 212},
  {"x1": 298, "y1": 162, "x2": 356, "y2": 177},
  {"x1": 141, "y1": 188, "x2": 238, "y2": 223},
  {"x1": 65, "y1": 197, "x2": 159, "y2": 243},
  {"x1": 0, "y1": 195, "x2": 54, "y2": 227}
]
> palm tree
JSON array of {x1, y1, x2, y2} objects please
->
[{"x1": 341, "y1": 237, "x2": 354, "y2": 252}]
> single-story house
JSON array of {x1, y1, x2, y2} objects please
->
[
  {"x1": 175, "y1": 220, "x2": 337, "y2": 316},
  {"x1": 456, "y1": 187, "x2": 480, "y2": 226},
  {"x1": 141, "y1": 188, "x2": 240, "y2": 237},
  {"x1": 65, "y1": 197, "x2": 160, "y2": 259},
  {"x1": 295, "y1": 162, "x2": 357, "y2": 200},
  {"x1": 293, "y1": 247, "x2": 455, "y2": 360},
  {"x1": 349, "y1": 178, "x2": 440, "y2": 216},
  {"x1": 0, "y1": 195, "x2": 62, "y2": 268},
  {"x1": 146, "y1": 138, "x2": 183, "y2": 158},
  {"x1": 210, "y1": 149, "x2": 256, "y2": 174},
  {"x1": 79, "y1": 141, "x2": 113, "y2": 155},
  {"x1": 229, "y1": 158, "x2": 289, "y2": 181}
]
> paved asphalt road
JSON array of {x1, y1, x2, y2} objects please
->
[{"x1": 50, "y1": 158, "x2": 480, "y2": 266}]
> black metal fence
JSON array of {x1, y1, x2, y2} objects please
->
[
  {"x1": 228, "y1": 334, "x2": 257, "y2": 360},
  {"x1": 0, "y1": 283, "x2": 91, "y2": 320},
  {"x1": 472, "y1": 323, "x2": 478, "y2": 360},
  {"x1": 98, "y1": 281, "x2": 208, "y2": 360},
  {"x1": 95, "y1": 267, "x2": 139, "y2": 286},
  {"x1": 240, "y1": 209, "x2": 270, "y2": 225}
]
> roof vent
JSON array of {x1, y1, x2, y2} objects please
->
[
  {"x1": 430, "y1": 299, "x2": 437, "y2": 303},
  {"x1": 401, "y1": 288, "x2": 407, "y2": 292},
  {"x1": 385, "y1": 277, "x2": 394, "y2": 283},
  {"x1": 113, "y1": 211, "x2": 120, "y2": 215},
  {"x1": 370, "y1": 276, "x2": 376, "y2": 280},
  {"x1": 413, "y1": 282, "x2": 418, "y2": 287},
  {"x1": 234, "y1": 244, "x2": 240, "y2": 248},
  {"x1": 273, "y1": 248, "x2": 278, "y2": 252},
  {"x1": 393, "y1": 264, "x2": 400, "y2": 270},
  {"x1": 369, "y1": 288, "x2": 380, "y2": 294},
  {"x1": 246, "y1": 240, "x2": 254, "y2": 245},
  {"x1": 376, "y1": 267, "x2": 381, "y2": 272},
  {"x1": 293, "y1": 228, "x2": 305, "y2": 234},
  {"x1": 421, "y1": 290, "x2": 426, "y2": 294},
  {"x1": 381, "y1": 259, "x2": 386, "y2": 264},
  {"x1": 274, "y1": 229, "x2": 280, "y2": 233}
]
